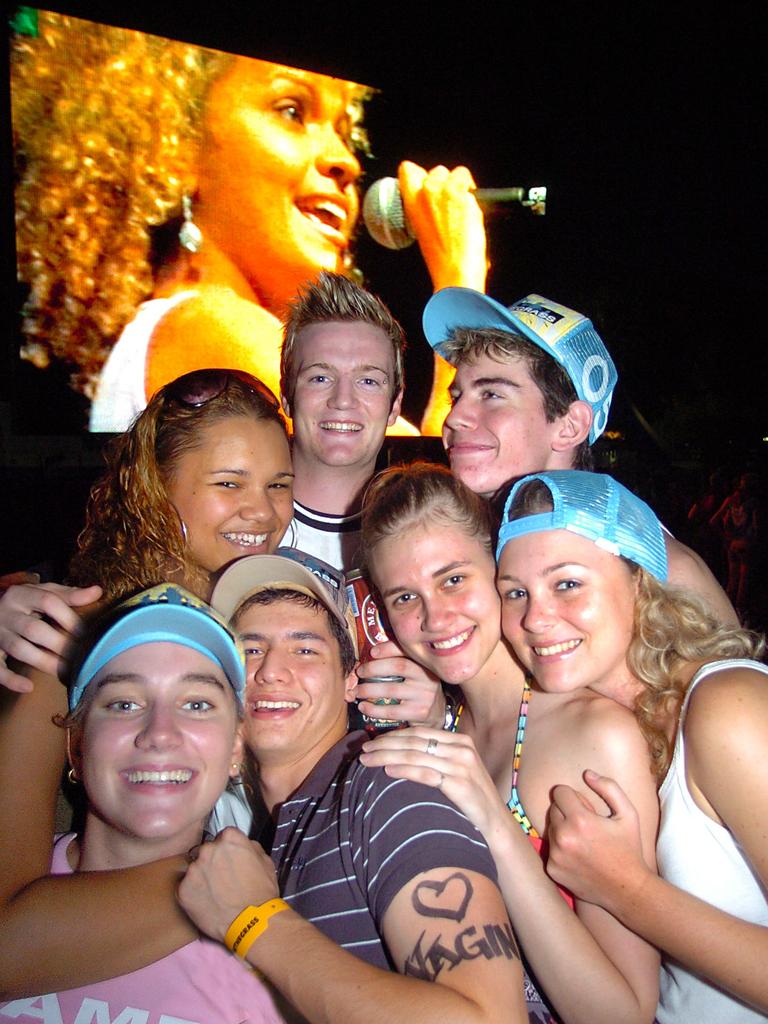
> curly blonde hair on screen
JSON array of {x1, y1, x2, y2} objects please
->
[
  {"x1": 12, "y1": 12, "x2": 373, "y2": 400},
  {"x1": 12, "y1": 11, "x2": 229, "y2": 397}
]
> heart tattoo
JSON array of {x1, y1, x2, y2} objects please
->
[{"x1": 412, "y1": 872, "x2": 473, "y2": 922}]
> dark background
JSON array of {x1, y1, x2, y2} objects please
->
[{"x1": 0, "y1": 2, "x2": 765, "y2": 603}]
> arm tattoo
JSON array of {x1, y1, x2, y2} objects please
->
[
  {"x1": 405, "y1": 872, "x2": 520, "y2": 981},
  {"x1": 412, "y1": 872, "x2": 473, "y2": 921}
]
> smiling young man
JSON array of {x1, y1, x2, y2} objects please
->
[
  {"x1": 178, "y1": 553, "x2": 530, "y2": 1024},
  {"x1": 424, "y1": 287, "x2": 738, "y2": 624},
  {"x1": 279, "y1": 272, "x2": 410, "y2": 571}
]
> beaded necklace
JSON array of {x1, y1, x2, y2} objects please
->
[
  {"x1": 507, "y1": 675, "x2": 540, "y2": 838},
  {"x1": 447, "y1": 700, "x2": 464, "y2": 732}
]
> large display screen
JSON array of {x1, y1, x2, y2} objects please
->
[
  {"x1": 6, "y1": 6, "x2": 755, "y2": 453},
  {"x1": 9, "y1": 9, "x2": 394, "y2": 432}
]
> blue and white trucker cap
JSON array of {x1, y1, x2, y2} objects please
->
[
  {"x1": 70, "y1": 584, "x2": 246, "y2": 710},
  {"x1": 496, "y1": 470, "x2": 668, "y2": 582},
  {"x1": 423, "y1": 288, "x2": 618, "y2": 443}
]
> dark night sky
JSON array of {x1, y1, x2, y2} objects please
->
[{"x1": 1, "y1": 1, "x2": 765, "y2": 460}]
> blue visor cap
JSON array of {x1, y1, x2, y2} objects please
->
[
  {"x1": 70, "y1": 584, "x2": 246, "y2": 710},
  {"x1": 496, "y1": 470, "x2": 668, "y2": 582},
  {"x1": 423, "y1": 288, "x2": 618, "y2": 443}
]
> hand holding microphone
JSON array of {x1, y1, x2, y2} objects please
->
[
  {"x1": 371, "y1": 161, "x2": 546, "y2": 437},
  {"x1": 363, "y1": 161, "x2": 547, "y2": 255},
  {"x1": 383, "y1": 162, "x2": 489, "y2": 292}
]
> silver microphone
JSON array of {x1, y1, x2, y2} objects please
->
[{"x1": 362, "y1": 177, "x2": 547, "y2": 249}]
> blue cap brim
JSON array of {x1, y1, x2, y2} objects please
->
[
  {"x1": 70, "y1": 603, "x2": 245, "y2": 710},
  {"x1": 423, "y1": 288, "x2": 534, "y2": 361}
]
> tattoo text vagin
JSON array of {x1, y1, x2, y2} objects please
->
[{"x1": 405, "y1": 871, "x2": 520, "y2": 982}]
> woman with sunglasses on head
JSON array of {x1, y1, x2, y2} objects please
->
[
  {"x1": 357, "y1": 463, "x2": 661, "y2": 1024},
  {"x1": 12, "y1": 10, "x2": 486, "y2": 436},
  {"x1": 0, "y1": 369, "x2": 295, "y2": 995},
  {"x1": 0, "y1": 368, "x2": 293, "y2": 692},
  {"x1": 0, "y1": 585, "x2": 285, "y2": 1022}
]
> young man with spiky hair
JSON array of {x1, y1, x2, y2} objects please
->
[{"x1": 280, "y1": 272, "x2": 413, "y2": 572}]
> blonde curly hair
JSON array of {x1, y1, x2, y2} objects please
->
[
  {"x1": 503, "y1": 477, "x2": 765, "y2": 780},
  {"x1": 11, "y1": 11, "x2": 370, "y2": 399},
  {"x1": 628, "y1": 570, "x2": 764, "y2": 780}
]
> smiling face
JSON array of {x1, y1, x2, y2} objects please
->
[
  {"x1": 442, "y1": 352, "x2": 567, "y2": 499},
  {"x1": 166, "y1": 415, "x2": 294, "y2": 574},
  {"x1": 497, "y1": 529, "x2": 638, "y2": 700},
  {"x1": 286, "y1": 321, "x2": 402, "y2": 474},
  {"x1": 195, "y1": 57, "x2": 363, "y2": 310},
  {"x1": 369, "y1": 522, "x2": 503, "y2": 685},
  {"x1": 236, "y1": 596, "x2": 356, "y2": 787},
  {"x1": 72, "y1": 643, "x2": 241, "y2": 865}
]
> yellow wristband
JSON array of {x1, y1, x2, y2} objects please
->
[{"x1": 225, "y1": 899, "x2": 289, "y2": 959}]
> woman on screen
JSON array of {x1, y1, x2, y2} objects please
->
[{"x1": 11, "y1": 10, "x2": 487, "y2": 434}]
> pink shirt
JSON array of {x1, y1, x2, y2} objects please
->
[{"x1": 0, "y1": 835, "x2": 286, "y2": 1024}]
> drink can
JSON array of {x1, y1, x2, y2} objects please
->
[{"x1": 346, "y1": 570, "x2": 404, "y2": 732}]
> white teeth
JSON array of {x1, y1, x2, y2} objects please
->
[
  {"x1": 533, "y1": 639, "x2": 582, "y2": 657},
  {"x1": 320, "y1": 421, "x2": 362, "y2": 432},
  {"x1": 300, "y1": 201, "x2": 347, "y2": 233},
  {"x1": 223, "y1": 532, "x2": 268, "y2": 547},
  {"x1": 431, "y1": 628, "x2": 472, "y2": 651},
  {"x1": 125, "y1": 769, "x2": 193, "y2": 784},
  {"x1": 252, "y1": 700, "x2": 300, "y2": 711},
  {"x1": 314, "y1": 201, "x2": 346, "y2": 222}
]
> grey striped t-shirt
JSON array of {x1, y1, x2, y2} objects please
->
[{"x1": 269, "y1": 731, "x2": 498, "y2": 969}]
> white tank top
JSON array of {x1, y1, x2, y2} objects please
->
[
  {"x1": 656, "y1": 658, "x2": 768, "y2": 1023},
  {"x1": 89, "y1": 291, "x2": 197, "y2": 432}
]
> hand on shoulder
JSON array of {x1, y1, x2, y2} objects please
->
[{"x1": 550, "y1": 690, "x2": 656, "y2": 813}]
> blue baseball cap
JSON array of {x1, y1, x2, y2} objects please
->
[
  {"x1": 423, "y1": 288, "x2": 618, "y2": 443},
  {"x1": 496, "y1": 470, "x2": 668, "y2": 581},
  {"x1": 70, "y1": 584, "x2": 246, "y2": 710}
]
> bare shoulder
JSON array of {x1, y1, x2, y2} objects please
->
[
  {"x1": 685, "y1": 663, "x2": 768, "y2": 749},
  {"x1": 664, "y1": 534, "x2": 738, "y2": 625},
  {"x1": 684, "y1": 663, "x2": 768, "y2": 849},
  {"x1": 545, "y1": 691, "x2": 654, "y2": 810},
  {"x1": 147, "y1": 286, "x2": 283, "y2": 397},
  {"x1": 570, "y1": 692, "x2": 651, "y2": 771},
  {"x1": 154, "y1": 285, "x2": 281, "y2": 336}
]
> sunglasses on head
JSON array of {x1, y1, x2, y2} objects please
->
[{"x1": 163, "y1": 368, "x2": 280, "y2": 410}]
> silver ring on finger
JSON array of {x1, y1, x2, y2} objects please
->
[{"x1": 426, "y1": 737, "x2": 439, "y2": 755}]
